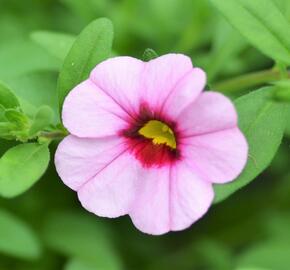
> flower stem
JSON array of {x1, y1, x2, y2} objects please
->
[
  {"x1": 39, "y1": 130, "x2": 67, "y2": 140},
  {"x1": 213, "y1": 69, "x2": 290, "y2": 94}
]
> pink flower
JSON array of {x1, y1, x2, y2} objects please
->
[{"x1": 55, "y1": 54, "x2": 248, "y2": 235}]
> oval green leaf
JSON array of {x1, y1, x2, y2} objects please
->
[
  {"x1": 210, "y1": 0, "x2": 290, "y2": 64},
  {"x1": 0, "y1": 143, "x2": 50, "y2": 198},
  {"x1": 57, "y1": 18, "x2": 113, "y2": 109},
  {"x1": 0, "y1": 81, "x2": 19, "y2": 109},
  {"x1": 214, "y1": 87, "x2": 287, "y2": 203},
  {"x1": 0, "y1": 208, "x2": 42, "y2": 260}
]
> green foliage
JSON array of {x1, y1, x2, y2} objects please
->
[
  {"x1": 0, "y1": 208, "x2": 42, "y2": 260},
  {"x1": 0, "y1": 143, "x2": 50, "y2": 198},
  {"x1": 210, "y1": 0, "x2": 290, "y2": 64},
  {"x1": 214, "y1": 87, "x2": 287, "y2": 202},
  {"x1": 29, "y1": 106, "x2": 54, "y2": 137},
  {"x1": 57, "y1": 18, "x2": 113, "y2": 109},
  {"x1": 43, "y1": 211, "x2": 122, "y2": 270},
  {"x1": 0, "y1": 81, "x2": 19, "y2": 109},
  {"x1": 0, "y1": 1, "x2": 290, "y2": 269},
  {"x1": 30, "y1": 31, "x2": 76, "y2": 61}
]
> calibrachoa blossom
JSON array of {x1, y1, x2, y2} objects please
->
[{"x1": 55, "y1": 54, "x2": 248, "y2": 235}]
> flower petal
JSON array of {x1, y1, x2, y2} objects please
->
[
  {"x1": 142, "y1": 54, "x2": 193, "y2": 111},
  {"x1": 180, "y1": 128, "x2": 248, "y2": 184},
  {"x1": 90, "y1": 56, "x2": 144, "y2": 116},
  {"x1": 177, "y1": 91, "x2": 238, "y2": 137},
  {"x1": 55, "y1": 135, "x2": 126, "y2": 190},
  {"x1": 78, "y1": 152, "x2": 141, "y2": 218},
  {"x1": 170, "y1": 163, "x2": 214, "y2": 231},
  {"x1": 62, "y1": 80, "x2": 129, "y2": 138},
  {"x1": 129, "y1": 167, "x2": 171, "y2": 235},
  {"x1": 129, "y1": 164, "x2": 213, "y2": 235},
  {"x1": 161, "y1": 68, "x2": 206, "y2": 119}
]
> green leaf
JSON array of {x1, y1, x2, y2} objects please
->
[
  {"x1": 0, "y1": 81, "x2": 19, "y2": 109},
  {"x1": 4, "y1": 109, "x2": 28, "y2": 129},
  {"x1": 210, "y1": 0, "x2": 290, "y2": 64},
  {"x1": 29, "y1": 106, "x2": 54, "y2": 137},
  {"x1": 0, "y1": 208, "x2": 41, "y2": 260},
  {"x1": 214, "y1": 87, "x2": 287, "y2": 203},
  {"x1": 57, "y1": 18, "x2": 113, "y2": 109},
  {"x1": 30, "y1": 31, "x2": 76, "y2": 61},
  {"x1": 43, "y1": 211, "x2": 122, "y2": 270},
  {"x1": 0, "y1": 143, "x2": 50, "y2": 198}
]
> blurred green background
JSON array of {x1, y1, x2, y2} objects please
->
[{"x1": 0, "y1": 0, "x2": 290, "y2": 269}]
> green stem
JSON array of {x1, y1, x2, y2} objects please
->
[
  {"x1": 39, "y1": 130, "x2": 67, "y2": 140},
  {"x1": 213, "y1": 69, "x2": 290, "y2": 93}
]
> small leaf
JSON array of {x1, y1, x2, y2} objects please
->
[
  {"x1": 142, "y1": 48, "x2": 159, "y2": 61},
  {"x1": 0, "y1": 122, "x2": 15, "y2": 140},
  {"x1": 43, "y1": 211, "x2": 122, "y2": 270},
  {"x1": 4, "y1": 109, "x2": 29, "y2": 129},
  {"x1": 210, "y1": 0, "x2": 290, "y2": 64},
  {"x1": 29, "y1": 106, "x2": 54, "y2": 137},
  {"x1": 57, "y1": 18, "x2": 113, "y2": 109},
  {"x1": 0, "y1": 143, "x2": 50, "y2": 198},
  {"x1": 30, "y1": 31, "x2": 76, "y2": 61},
  {"x1": 0, "y1": 81, "x2": 19, "y2": 109},
  {"x1": 0, "y1": 208, "x2": 42, "y2": 259},
  {"x1": 214, "y1": 87, "x2": 287, "y2": 203}
]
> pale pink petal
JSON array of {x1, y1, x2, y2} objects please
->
[
  {"x1": 129, "y1": 164, "x2": 214, "y2": 235},
  {"x1": 180, "y1": 128, "x2": 248, "y2": 184},
  {"x1": 78, "y1": 152, "x2": 141, "y2": 218},
  {"x1": 129, "y1": 167, "x2": 171, "y2": 235},
  {"x1": 55, "y1": 135, "x2": 126, "y2": 190},
  {"x1": 170, "y1": 163, "x2": 214, "y2": 231},
  {"x1": 161, "y1": 68, "x2": 206, "y2": 119},
  {"x1": 177, "y1": 91, "x2": 238, "y2": 137},
  {"x1": 90, "y1": 56, "x2": 144, "y2": 116},
  {"x1": 62, "y1": 80, "x2": 129, "y2": 138},
  {"x1": 142, "y1": 54, "x2": 193, "y2": 110}
]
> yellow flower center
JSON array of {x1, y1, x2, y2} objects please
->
[{"x1": 138, "y1": 120, "x2": 177, "y2": 149}]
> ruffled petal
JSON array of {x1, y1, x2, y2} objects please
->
[
  {"x1": 161, "y1": 68, "x2": 206, "y2": 119},
  {"x1": 129, "y1": 167, "x2": 171, "y2": 235},
  {"x1": 78, "y1": 152, "x2": 141, "y2": 218},
  {"x1": 142, "y1": 54, "x2": 193, "y2": 111},
  {"x1": 170, "y1": 163, "x2": 214, "y2": 231},
  {"x1": 177, "y1": 91, "x2": 238, "y2": 137},
  {"x1": 129, "y1": 164, "x2": 213, "y2": 235},
  {"x1": 55, "y1": 135, "x2": 126, "y2": 190},
  {"x1": 90, "y1": 56, "x2": 145, "y2": 117},
  {"x1": 62, "y1": 80, "x2": 129, "y2": 138},
  {"x1": 180, "y1": 128, "x2": 248, "y2": 184}
]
